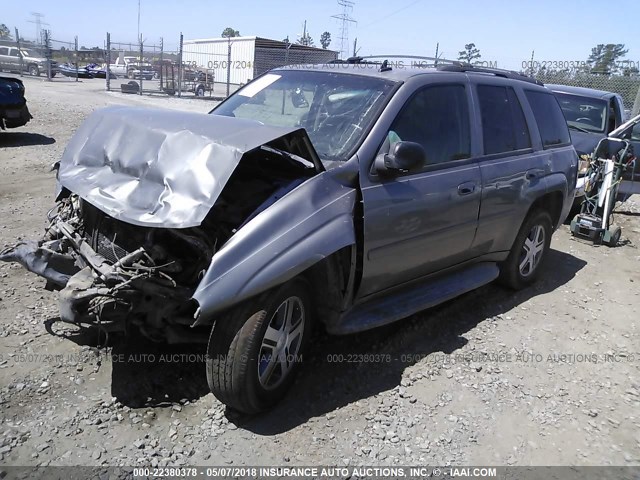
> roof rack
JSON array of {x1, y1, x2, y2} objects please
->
[
  {"x1": 329, "y1": 56, "x2": 543, "y2": 85},
  {"x1": 437, "y1": 64, "x2": 543, "y2": 85},
  {"x1": 344, "y1": 55, "x2": 463, "y2": 67}
]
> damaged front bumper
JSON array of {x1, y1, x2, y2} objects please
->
[{"x1": 0, "y1": 196, "x2": 201, "y2": 343}]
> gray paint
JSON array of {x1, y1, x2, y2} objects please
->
[
  {"x1": 2, "y1": 64, "x2": 580, "y2": 337},
  {"x1": 353, "y1": 72, "x2": 576, "y2": 302},
  {"x1": 192, "y1": 168, "x2": 357, "y2": 321}
]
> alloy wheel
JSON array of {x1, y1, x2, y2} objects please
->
[
  {"x1": 519, "y1": 224, "x2": 545, "y2": 277},
  {"x1": 258, "y1": 296, "x2": 305, "y2": 390}
]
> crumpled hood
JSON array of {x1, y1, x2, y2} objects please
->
[{"x1": 58, "y1": 106, "x2": 320, "y2": 228}]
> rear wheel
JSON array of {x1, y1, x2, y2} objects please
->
[
  {"x1": 499, "y1": 210, "x2": 552, "y2": 290},
  {"x1": 195, "y1": 84, "x2": 206, "y2": 97},
  {"x1": 206, "y1": 277, "x2": 312, "y2": 413}
]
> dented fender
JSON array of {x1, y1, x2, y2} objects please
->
[{"x1": 192, "y1": 171, "x2": 357, "y2": 323}]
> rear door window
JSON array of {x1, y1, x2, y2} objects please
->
[
  {"x1": 477, "y1": 85, "x2": 531, "y2": 155},
  {"x1": 525, "y1": 90, "x2": 572, "y2": 148},
  {"x1": 0, "y1": 47, "x2": 8, "y2": 55}
]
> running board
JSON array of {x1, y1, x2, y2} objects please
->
[{"x1": 331, "y1": 262, "x2": 500, "y2": 334}]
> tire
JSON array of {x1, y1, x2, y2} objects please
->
[
  {"x1": 195, "y1": 84, "x2": 206, "y2": 97},
  {"x1": 206, "y1": 277, "x2": 313, "y2": 413},
  {"x1": 28, "y1": 64, "x2": 40, "y2": 76},
  {"x1": 499, "y1": 210, "x2": 552, "y2": 290},
  {"x1": 605, "y1": 226, "x2": 621, "y2": 247}
]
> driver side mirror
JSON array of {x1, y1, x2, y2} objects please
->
[{"x1": 375, "y1": 141, "x2": 427, "y2": 175}]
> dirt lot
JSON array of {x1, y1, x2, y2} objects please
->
[{"x1": 0, "y1": 76, "x2": 639, "y2": 468}]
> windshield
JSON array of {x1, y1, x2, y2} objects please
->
[
  {"x1": 20, "y1": 49, "x2": 40, "y2": 58},
  {"x1": 211, "y1": 70, "x2": 396, "y2": 160},
  {"x1": 553, "y1": 92, "x2": 608, "y2": 134}
]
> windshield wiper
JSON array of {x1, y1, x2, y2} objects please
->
[{"x1": 568, "y1": 124, "x2": 591, "y2": 134}]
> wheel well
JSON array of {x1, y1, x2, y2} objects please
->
[
  {"x1": 528, "y1": 190, "x2": 564, "y2": 229},
  {"x1": 303, "y1": 246, "x2": 353, "y2": 330}
]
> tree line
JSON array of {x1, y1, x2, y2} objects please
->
[
  {"x1": 457, "y1": 41, "x2": 638, "y2": 77},
  {"x1": 221, "y1": 27, "x2": 332, "y2": 49}
]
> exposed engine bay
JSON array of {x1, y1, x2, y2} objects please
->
[{"x1": 1, "y1": 148, "x2": 316, "y2": 343}]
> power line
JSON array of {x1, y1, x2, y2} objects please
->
[
  {"x1": 360, "y1": 0, "x2": 425, "y2": 29},
  {"x1": 27, "y1": 12, "x2": 49, "y2": 44},
  {"x1": 332, "y1": 0, "x2": 356, "y2": 59}
]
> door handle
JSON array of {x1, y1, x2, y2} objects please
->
[{"x1": 457, "y1": 182, "x2": 476, "y2": 195}]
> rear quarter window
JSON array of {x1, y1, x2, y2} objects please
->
[{"x1": 525, "y1": 90, "x2": 571, "y2": 148}]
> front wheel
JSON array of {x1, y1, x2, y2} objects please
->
[
  {"x1": 206, "y1": 277, "x2": 313, "y2": 413},
  {"x1": 28, "y1": 64, "x2": 40, "y2": 76},
  {"x1": 499, "y1": 210, "x2": 552, "y2": 290}
]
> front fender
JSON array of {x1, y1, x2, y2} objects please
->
[{"x1": 192, "y1": 171, "x2": 357, "y2": 323}]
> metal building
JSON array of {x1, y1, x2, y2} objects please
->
[{"x1": 182, "y1": 36, "x2": 338, "y2": 86}]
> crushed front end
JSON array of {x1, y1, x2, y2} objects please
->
[
  {"x1": 0, "y1": 106, "x2": 324, "y2": 342},
  {"x1": 1, "y1": 194, "x2": 211, "y2": 342}
]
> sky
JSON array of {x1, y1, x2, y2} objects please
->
[{"x1": 3, "y1": 0, "x2": 640, "y2": 70}]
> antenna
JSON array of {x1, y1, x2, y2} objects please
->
[
  {"x1": 332, "y1": 0, "x2": 356, "y2": 59},
  {"x1": 27, "y1": 12, "x2": 49, "y2": 44}
]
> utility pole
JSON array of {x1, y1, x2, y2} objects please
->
[
  {"x1": 529, "y1": 50, "x2": 535, "y2": 75},
  {"x1": 137, "y1": 0, "x2": 141, "y2": 43},
  {"x1": 27, "y1": 12, "x2": 49, "y2": 44},
  {"x1": 332, "y1": 0, "x2": 356, "y2": 59}
]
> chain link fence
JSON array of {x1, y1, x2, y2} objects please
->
[
  {"x1": 6, "y1": 30, "x2": 640, "y2": 116},
  {"x1": 49, "y1": 36, "x2": 79, "y2": 80},
  {"x1": 0, "y1": 29, "x2": 99, "y2": 81},
  {"x1": 105, "y1": 35, "x2": 164, "y2": 95},
  {"x1": 533, "y1": 72, "x2": 640, "y2": 117},
  {"x1": 101, "y1": 34, "x2": 338, "y2": 100}
]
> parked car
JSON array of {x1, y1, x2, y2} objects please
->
[
  {"x1": 0, "y1": 62, "x2": 577, "y2": 413},
  {"x1": 107, "y1": 55, "x2": 154, "y2": 80},
  {"x1": 0, "y1": 75, "x2": 32, "y2": 129},
  {"x1": 546, "y1": 84, "x2": 632, "y2": 209},
  {"x1": 0, "y1": 46, "x2": 58, "y2": 77}
]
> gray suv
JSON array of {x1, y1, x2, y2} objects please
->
[
  {"x1": 0, "y1": 61, "x2": 577, "y2": 413},
  {"x1": 0, "y1": 46, "x2": 57, "y2": 77}
]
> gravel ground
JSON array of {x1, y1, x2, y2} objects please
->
[{"x1": 0, "y1": 76, "x2": 639, "y2": 468}]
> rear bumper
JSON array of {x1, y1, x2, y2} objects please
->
[{"x1": 0, "y1": 103, "x2": 32, "y2": 129}]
